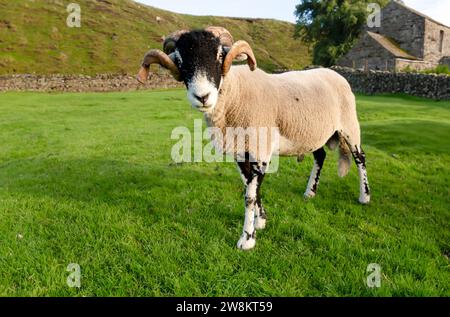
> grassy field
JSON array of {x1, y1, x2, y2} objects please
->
[
  {"x1": 0, "y1": 0, "x2": 311, "y2": 75},
  {"x1": 0, "y1": 90, "x2": 448, "y2": 296}
]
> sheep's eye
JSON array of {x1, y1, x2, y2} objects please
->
[{"x1": 218, "y1": 52, "x2": 225, "y2": 63}]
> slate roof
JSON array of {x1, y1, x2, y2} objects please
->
[{"x1": 367, "y1": 31, "x2": 418, "y2": 60}]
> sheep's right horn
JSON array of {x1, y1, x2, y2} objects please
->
[
  {"x1": 222, "y1": 40, "x2": 257, "y2": 75},
  {"x1": 137, "y1": 49, "x2": 181, "y2": 83}
]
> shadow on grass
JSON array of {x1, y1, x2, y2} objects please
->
[
  {"x1": 0, "y1": 155, "x2": 369, "y2": 222},
  {"x1": 0, "y1": 158, "x2": 235, "y2": 214}
]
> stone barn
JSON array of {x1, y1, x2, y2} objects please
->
[{"x1": 338, "y1": 1, "x2": 450, "y2": 71}]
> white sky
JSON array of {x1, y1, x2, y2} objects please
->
[{"x1": 134, "y1": 0, "x2": 450, "y2": 27}]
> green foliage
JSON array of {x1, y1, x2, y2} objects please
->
[
  {"x1": 294, "y1": 0, "x2": 389, "y2": 66},
  {"x1": 422, "y1": 65, "x2": 450, "y2": 75},
  {"x1": 401, "y1": 64, "x2": 450, "y2": 75},
  {"x1": 0, "y1": 0, "x2": 311, "y2": 75},
  {"x1": 401, "y1": 65, "x2": 415, "y2": 73},
  {"x1": 0, "y1": 91, "x2": 449, "y2": 296}
]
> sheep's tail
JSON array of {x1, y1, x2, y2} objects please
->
[
  {"x1": 326, "y1": 132, "x2": 352, "y2": 177},
  {"x1": 338, "y1": 136, "x2": 352, "y2": 178}
]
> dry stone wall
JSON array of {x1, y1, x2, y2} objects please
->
[
  {"x1": 0, "y1": 73, "x2": 183, "y2": 93},
  {"x1": 332, "y1": 66, "x2": 450, "y2": 100},
  {"x1": 1, "y1": 68, "x2": 449, "y2": 100}
]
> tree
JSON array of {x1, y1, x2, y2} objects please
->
[{"x1": 295, "y1": 0, "x2": 389, "y2": 66}]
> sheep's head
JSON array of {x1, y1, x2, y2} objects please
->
[{"x1": 137, "y1": 27, "x2": 257, "y2": 113}]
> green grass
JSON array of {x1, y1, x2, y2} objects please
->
[
  {"x1": 0, "y1": 0, "x2": 311, "y2": 75},
  {"x1": 0, "y1": 91, "x2": 449, "y2": 296}
]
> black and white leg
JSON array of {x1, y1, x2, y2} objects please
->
[
  {"x1": 236, "y1": 159, "x2": 267, "y2": 250},
  {"x1": 351, "y1": 145, "x2": 371, "y2": 204},
  {"x1": 254, "y1": 163, "x2": 267, "y2": 230},
  {"x1": 304, "y1": 147, "x2": 326, "y2": 198}
]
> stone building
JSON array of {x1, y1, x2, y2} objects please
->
[{"x1": 338, "y1": 1, "x2": 450, "y2": 71}]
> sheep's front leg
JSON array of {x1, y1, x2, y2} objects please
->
[
  {"x1": 254, "y1": 165, "x2": 267, "y2": 230},
  {"x1": 236, "y1": 160, "x2": 266, "y2": 250}
]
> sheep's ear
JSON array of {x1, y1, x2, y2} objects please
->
[{"x1": 168, "y1": 52, "x2": 177, "y2": 63}]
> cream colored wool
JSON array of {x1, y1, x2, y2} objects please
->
[{"x1": 204, "y1": 65, "x2": 358, "y2": 174}]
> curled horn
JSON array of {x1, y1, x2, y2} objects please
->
[
  {"x1": 137, "y1": 29, "x2": 188, "y2": 84},
  {"x1": 137, "y1": 50, "x2": 181, "y2": 83},
  {"x1": 205, "y1": 26, "x2": 256, "y2": 75},
  {"x1": 222, "y1": 40, "x2": 257, "y2": 75},
  {"x1": 205, "y1": 26, "x2": 234, "y2": 47}
]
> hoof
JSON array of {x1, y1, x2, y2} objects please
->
[
  {"x1": 359, "y1": 195, "x2": 370, "y2": 205},
  {"x1": 237, "y1": 233, "x2": 256, "y2": 250},
  {"x1": 304, "y1": 190, "x2": 316, "y2": 199},
  {"x1": 254, "y1": 216, "x2": 266, "y2": 230}
]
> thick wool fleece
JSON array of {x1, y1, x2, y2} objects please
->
[{"x1": 204, "y1": 66, "x2": 360, "y2": 164}]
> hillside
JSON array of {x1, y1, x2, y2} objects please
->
[{"x1": 0, "y1": 0, "x2": 311, "y2": 75}]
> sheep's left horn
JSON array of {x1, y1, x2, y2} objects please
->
[
  {"x1": 222, "y1": 40, "x2": 257, "y2": 75},
  {"x1": 137, "y1": 49, "x2": 181, "y2": 83},
  {"x1": 205, "y1": 26, "x2": 234, "y2": 47}
]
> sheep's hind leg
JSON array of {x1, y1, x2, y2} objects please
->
[
  {"x1": 236, "y1": 160, "x2": 267, "y2": 250},
  {"x1": 304, "y1": 147, "x2": 326, "y2": 198},
  {"x1": 350, "y1": 145, "x2": 371, "y2": 204}
]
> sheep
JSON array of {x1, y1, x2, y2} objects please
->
[{"x1": 137, "y1": 27, "x2": 371, "y2": 250}]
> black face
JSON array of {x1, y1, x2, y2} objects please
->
[{"x1": 174, "y1": 30, "x2": 224, "y2": 89}]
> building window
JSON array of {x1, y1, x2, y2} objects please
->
[{"x1": 439, "y1": 30, "x2": 444, "y2": 53}]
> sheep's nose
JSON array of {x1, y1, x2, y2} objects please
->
[{"x1": 194, "y1": 93, "x2": 210, "y2": 105}]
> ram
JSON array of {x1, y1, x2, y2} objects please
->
[{"x1": 137, "y1": 27, "x2": 371, "y2": 250}]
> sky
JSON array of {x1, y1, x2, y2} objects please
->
[{"x1": 134, "y1": 0, "x2": 450, "y2": 27}]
